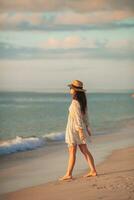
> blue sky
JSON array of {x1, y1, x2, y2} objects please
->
[{"x1": 0, "y1": 0, "x2": 134, "y2": 92}]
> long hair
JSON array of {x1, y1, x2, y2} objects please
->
[{"x1": 73, "y1": 91, "x2": 87, "y2": 115}]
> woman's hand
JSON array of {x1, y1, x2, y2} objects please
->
[
  {"x1": 86, "y1": 126, "x2": 92, "y2": 136},
  {"x1": 86, "y1": 126, "x2": 93, "y2": 143}
]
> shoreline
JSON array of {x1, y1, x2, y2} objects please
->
[
  {"x1": 1, "y1": 145, "x2": 134, "y2": 200},
  {"x1": 0, "y1": 121, "x2": 134, "y2": 195}
]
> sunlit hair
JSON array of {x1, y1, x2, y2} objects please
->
[{"x1": 72, "y1": 90, "x2": 87, "y2": 115}]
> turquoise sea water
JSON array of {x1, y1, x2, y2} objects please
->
[{"x1": 0, "y1": 91, "x2": 134, "y2": 155}]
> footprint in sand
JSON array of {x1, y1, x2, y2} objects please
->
[
  {"x1": 92, "y1": 184, "x2": 97, "y2": 187},
  {"x1": 97, "y1": 186, "x2": 105, "y2": 189}
]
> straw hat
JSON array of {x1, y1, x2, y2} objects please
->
[{"x1": 67, "y1": 80, "x2": 86, "y2": 92}]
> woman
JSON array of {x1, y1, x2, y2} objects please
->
[{"x1": 59, "y1": 80, "x2": 98, "y2": 181}]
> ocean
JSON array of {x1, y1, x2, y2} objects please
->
[{"x1": 0, "y1": 91, "x2": 134, "y2": 155}]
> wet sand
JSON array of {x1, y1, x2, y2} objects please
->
[{"x1": 1, "y1": 146, "x2": 134, "y2": 200}]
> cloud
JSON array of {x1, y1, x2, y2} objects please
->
[
  {"x1": 40, "y1": 36, "x2": 81, "y2": 49},
  {"x1": 0, "y1": 0, "x2": 134, "y2": 12},
  {"x1": 0, "y1": 11, "x2": 134, "y2": 31},
  {"x1": 39, "y1": 36, "x2": 134, "y2": 50},
  {"x1": 0, "y1": 12, "x2": 44, "y2": 28},
  {"x1": 54, "y1": 10, "x2": 134, "y2": 25},
  {"x1": 0, "y1": 37, "x2": 133, "y2": 60},
  {"x1": 8, "y1": 13, "x2": 43, "y2": 25},
  {"x1": 39, "y1": 36, "x2": 107, "y2": 49},
  {"x1": 106, "y1": 39, "x2": 134, "y2": 50}
]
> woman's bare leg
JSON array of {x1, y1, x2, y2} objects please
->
[
  {"x1": 59, "y1": 144, "x2": 77, "y2": 180},
  {"x1": 78, "y1": 144, "x2": 97, "y2": 177}
]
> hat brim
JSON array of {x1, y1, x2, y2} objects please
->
[{"x1": 67, "y1": 84, "x2": 86, "y2": 92}]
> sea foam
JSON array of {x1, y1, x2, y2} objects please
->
[{"x1": 0, "y1": 132, "x2": 65, "y2": 155}]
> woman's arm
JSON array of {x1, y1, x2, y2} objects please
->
[
  {"x1": 86, "y1": 125, "x2": 92, "y2": 136},
  {"x1": 84, "y1": 108, "x2": 92, "y2": 136}
]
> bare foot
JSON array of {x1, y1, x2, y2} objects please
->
[
  {"x1": 58, "y1": 174, "x2": 73, "y2": 181},
  {"x1": 83, "y1": 171, "x2": 98, "y2": 178}
]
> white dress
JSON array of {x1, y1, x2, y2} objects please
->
[{"x1": 65, "y1": 99, "x2": 90, "y2": 147}]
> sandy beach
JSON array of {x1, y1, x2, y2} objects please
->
[{"x1": 1, "y1": 146, "x2": 134, "y2": 200}]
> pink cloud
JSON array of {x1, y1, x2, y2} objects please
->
[
  {"x1": 54, "y1": 10, "x2": 134, "y2": 25},
  {"x1": 40, "y1": 36, "x2": 81, "y2": 49},
  {"x1": 0, "y1": 0, "x2": 133, "y2": 12},
  {"x1": 1, "y1": 9, "x2": 133, "y2": 29},
  {"x1": 54, "y1": 12, "x2": 89, "y2": 25},
  {"x1": 39, "y1": 37, "x2": 133, "y2": 50},
  {"x1": 106, "y1": 39, "x2": 134, "y2": 50},
  {"x1": 39, "y1": 36, "x2": 102, "y2": 49},
  {"x1": 0, "y1": 12, "x2": 44, "y2": 27}
]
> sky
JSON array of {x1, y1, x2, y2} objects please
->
[{"x1": 0, "y1": 0, "x2": 134, "y2": 93}]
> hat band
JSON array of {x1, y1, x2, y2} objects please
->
[{"x1": 71, "y1": 84, "x2": 83, "y2": 89}]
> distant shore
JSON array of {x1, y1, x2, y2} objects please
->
[{"x1": 1, "y1": 146, "x2": 134, "y2": 200}]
